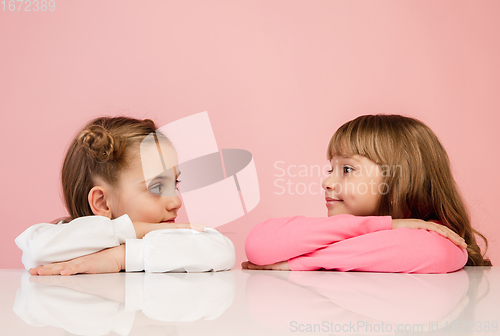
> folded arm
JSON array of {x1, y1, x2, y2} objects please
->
[
  {"x1": 288, "y1": 228, "x2": 468, "y2": 274},
  {"x1": 126, "y1": 228, "x2": 236, "y2": 272},
  {"x1": 15, "y1": 215, "x2": 136, "y2": 270},
  {"x1": 245, "y1": 214, "x2": 392, "y2": 265},
  {"x1": 15, "y1": 215, "x2": 209, "y2": 271},
  {"x1": 29, "y1": 228, "x2": 236, "y2": 275}
]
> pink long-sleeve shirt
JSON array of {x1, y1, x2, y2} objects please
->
[{"x1": 245, "y1": 214, "x2": 468, "y2": 273}]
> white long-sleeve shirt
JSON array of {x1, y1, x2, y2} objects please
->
[{"x1": 15, "y1": 214, "x2": 236, "y2": 272}]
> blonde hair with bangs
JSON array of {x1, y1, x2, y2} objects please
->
[{"x1": 328, "y1": 114, "x2": 491, "y2": 266}]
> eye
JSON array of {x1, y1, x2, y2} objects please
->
[
  {"x1": 175, "y1": 179, "x2": 181, "y2": 190},
  {"x1": 149, "y1": 183, "x2": 163, "y2": 195},
  {"x1": 343, "y1": 166, "x2": 354, "y2": 174},
  {"x1": 327, "y1": 168, "x2": 333, "y2": 174}
]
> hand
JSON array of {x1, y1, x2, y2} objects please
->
[
  {"x1": 133, "y1": 221, "x2": 209, "y2": 238},
  {"x1": 29, "y1": 245, "x2": 126, "y2": 276},
  {"x1": 392, "y1": 219, "x2": 467, "y2": 249},
  {"x1": 241, "y1": 260, "x2": 291, "y2": 271}
]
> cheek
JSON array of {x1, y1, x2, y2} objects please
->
[
  {"x1": 336, "y1": 180, "x2": 350, "y2": 196},
  {"x1": 137, "y1": 198, "x2": 163, "y2": 216},
  {"x1": 371, "y1": 177, "x2": 385, "y2": 198},
  {"x1": 363, "y1": 182, "x2": 383, "y2": 212},
  {"x1": 344, "y1": 181, "x2": 378, "y2": 207},
  {"x1": 120, "y1": 194, "x2": 159, "y2": 221}
]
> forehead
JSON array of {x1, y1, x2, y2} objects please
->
[
  {"x1": 123, "y1": 138, "x2": 178, "y2": 180},
  {"x1": 330, "y1": 155, "x2": 362, "y2": 163},
  {"x1": 330, "y1": 154, "x2": 379, "y2": 167},
  {"x1": 140, "y1": 137, "x2": 178, "y2": 181}
]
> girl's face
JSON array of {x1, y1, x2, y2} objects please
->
[
  {"x1": 322, "y1": 155, "x2": 384, "y2": 217},
  {"x1": 106, "y1": 141, "x2": 182, "y2": 223}
]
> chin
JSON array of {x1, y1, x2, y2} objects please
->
[{"x1": 328, "y1": 210, "x2": 347, "y2": 217}]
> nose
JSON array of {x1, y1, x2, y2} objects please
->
[
  {"x1": 165, "y1": 196, "x2": 182, "y2": 211},
  {"x1": 322, "y1": 172, "x2": 341, "y2": 193},
  {"x1": 322, "y1": 174, "x2": 334, "y2": 191}
]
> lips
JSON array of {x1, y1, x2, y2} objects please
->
[
  {"x1": 325, "y1": 197, "x2": 342, "y2": 208},
  {"x1": 161, "y1": 218, "x2": 176, "y2": 223}
]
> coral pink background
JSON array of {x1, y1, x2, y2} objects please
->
[{"x1": 1, "y1": 0, "x2": 498, "y2": 268}]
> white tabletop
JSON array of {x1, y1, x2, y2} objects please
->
[{"x1": 1, "y1": 267, "x2": 498, "y2": 336}]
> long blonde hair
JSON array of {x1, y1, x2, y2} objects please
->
[
  {"x1": 328, "y1": 114, "x2": 491, "y2": 266},
  {"x1": 60, "y1": 116, "x2": 162, "y2": 220}
]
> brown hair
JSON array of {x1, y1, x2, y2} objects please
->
[
  {"x1": 328, "y1": 114, "x2": 491, "y2": 266},
  {"x1": 60, "y1": 116, "x2": 163, "y2": 221}
]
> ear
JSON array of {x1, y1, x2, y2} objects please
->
[{"x1": 88, "y1": 186, "x2": 113, "y2": 218}]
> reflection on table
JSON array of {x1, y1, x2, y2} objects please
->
[
  {"x1": 14, "y1": 271, "x2": 235, "y2": 336},
  {"x1": 244, "y1": 268, "x2": 490, "y2": 335},
  {"x1": 6, "y1": 266, "x2": 495, "y2": 336}
]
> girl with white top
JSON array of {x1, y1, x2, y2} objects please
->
[{"x1": 16, "y1": 116, "x2": 236, "y2": 275}]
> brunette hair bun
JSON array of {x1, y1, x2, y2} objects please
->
[
  {"x1": 78, "y1": 125, "x2": 119, "y2": 162},
  {"x1": 143, "y1": 118, "x2": 156, "y2": 127}
]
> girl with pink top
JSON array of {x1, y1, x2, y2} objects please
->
[{"x1": 242, "y1": 114, "x2": 492, "y2": 273}]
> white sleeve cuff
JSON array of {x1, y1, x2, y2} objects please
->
[
  {"x1": 142, "y1": 228, "x2": 236, "y2": 273},
  {"x1": 113, "y1": 214, "x2": 136, "y2": 244},
  {"x1": 125, "y1": 239, "x2": 144, "y2": 272}
]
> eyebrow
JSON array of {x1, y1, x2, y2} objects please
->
[
  {"x1": 344, "y1": 156, "x2": 361, "y2": 162},
  {"x1": 141, "y1": 170, "x2": 181, "y2": 185}
]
